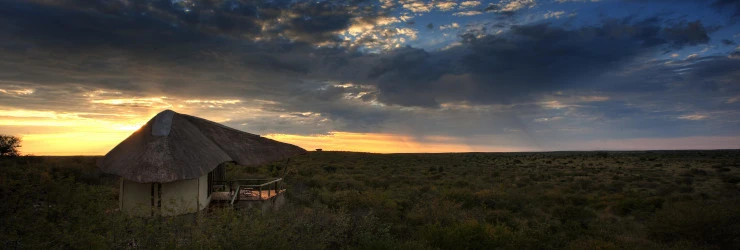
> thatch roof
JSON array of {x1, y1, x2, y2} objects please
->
[{"x1": 98, "y1": 110, "x2": 306, "y2": 183}]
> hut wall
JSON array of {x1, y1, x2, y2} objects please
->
[
  {"x1": 120, "y1": 176, "x2": 211, "y2": 216},
  {"x1": 121, "y1": 180, "x2": 153, "y2": 217},
  {"x1": 198, "y1": 174, "x2": 210, "y2": 210},
  {"x1": 160, "y1": 178, "x2": 199, "y2": 216}
]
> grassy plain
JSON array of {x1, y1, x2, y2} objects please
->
[{"x1": 1, "y1": 150, "x2": 739, "y2": 249}]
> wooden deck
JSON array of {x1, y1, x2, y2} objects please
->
[{"x1": 211, "y1": 189, "x2": 285, "y2": 202}]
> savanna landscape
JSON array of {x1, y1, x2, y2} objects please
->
[
  {"x1": 2, "y1": 150, "x2": 739, "y2": 249},
  {"x1": 2, "y1": 0, "x2": 740, "y2": 249}
]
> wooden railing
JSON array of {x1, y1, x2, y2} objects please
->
[{"x1": 227, "y1": 178, "x2": 284, "y2": 205}]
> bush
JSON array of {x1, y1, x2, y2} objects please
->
[
  {"x1": 418, "y1": 220, "x2": 512, "y2": 249},
  {"x1": 611, "y1": 196, "x2": 664, "y2": 219},
  {"x1": 0, "y1": 135, "x2": 21, "y2": 157},
  {"x1": 648, "y1": 200, "x2": 740, "y2": 249}
]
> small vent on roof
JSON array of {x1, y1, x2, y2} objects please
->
[{"x1": 152, "y1": 110, "x2": 175, "y2": 136}]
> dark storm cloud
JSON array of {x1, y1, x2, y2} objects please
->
[
  {"x1": 596, "y1": 54, "x2": 740, "y2": 102},
  {"x1": 711, "y1": 0, "x2": 740, "y2": 18},
  {"x1": 662, "y1": 21, "x2": 711, "y2": 46},
  {"x1": 483, "y1": 5, "x2": 500, "y2": 12},
  {"x1": 7, "y1": 0, "x2": 373, "y2": 44},
  {"x1": 367, "y1": 47, "x2": 450, "y2": 107},
  {"x1": 0, "y1": 1, "x2": 209, "y2": 52},
  {"x1": 363, "y1": 16, "x2": 713, "y2": 107},
  {"x1": 252, "y1": 84, "x2": 395, "y2": 134},
  {"x1": 222, "y1": 114, "x2": 335, "y2": 135},
  {"x1": 0, "y1": 0, "x2": 388, "y2": 67},
  {"x1": 730, "y1": 51, "x2": 740, "y2": 59},
  {"x1": 575, "y1": 54, "x2": 740, "y2": 136},
  {"x1": 273, "y1": 1, "x2": 356, "y2": 43},
  {"x1": 4, "y1": 0, "x2": 718, "y2": 110},
  {"x1": 0, "y1": 0, "x2": 389, "y2": 104},
  {"x1": 1, "y1": 0, "x2": 736, "y2": 143}
]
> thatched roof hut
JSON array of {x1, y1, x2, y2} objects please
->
[
  {"x1": 99, "y1": 109, "x2": 306, "y2": 183},
  {"x1": 98, "y1": 109, "x2": 306, "y2": 216}
]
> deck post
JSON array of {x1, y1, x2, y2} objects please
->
[{"x1": 230, "y1": 185, "x2": 240, "y2": 205}]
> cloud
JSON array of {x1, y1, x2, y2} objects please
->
[
  {"x1": 482, "y1": 0, "x2": 537, "y2": 15},
  {"x1": 434, "y1": 1, "x2": 457, "y2": 11},
  {"x1": 729, "y1": 51, "x2": 740, "y2": 59},
  {"x1": 0, "y1": 86, "x2": 35, "y2": 96},
  {"x1": 1, "y1": 0, "x2": 738, "y2": 152},
  {"x1": 543, "y1": 11, "x2": 566, "y2": 19},
  {"x1": 439, "y1": 22, "x2": 460, "y2": 30},
  {"x1": 1, "y1": 0, "x2": 389, "y2": 49},
  {"x1": 402, "y1": 1, "x2": 432, "y2": 13},
  {"x1": 342, "y1": 15, "x2": 420, "y2": 50},
  {"x1": 556, "y1": 0, "x2": 601, "y2": 2},
  {"x1": 711, "y1": 0, "x2": 740, "y2": 18},
  {"x1": 364, "y1": 16, "x2": 712, "y2": 108},
  {"x1": 365, "y1": 47, "x2": 447, "y2": 107},
  {"x1": 662, "y1": 21, "x2": 711, "y2": 47},
  {"x1": 0, "y1": 3, "x2": 721, "y2": 114},
  {"x1": 678, "y1": 114, "x2": 708, "y2": 120},
  {"x1": 534, "y1": 116, "x2": 563, "y2": 123},
  {"x1": 460, "y1": 1, "x2": 482, "y2": 8},
  {"x1": 453, "y1": 11, "x2": 483, "y2": 16},
  {"x1": 499, "y1": 0, "x2": 537, "y2": 13}
]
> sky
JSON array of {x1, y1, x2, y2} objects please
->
[{"x1": 0, "y1": 0, "x2": 739, "y2": 155}]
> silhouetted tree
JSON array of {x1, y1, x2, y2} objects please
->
[{"x1": 0, "y1": 135, "x2": 21, "y2": 157}]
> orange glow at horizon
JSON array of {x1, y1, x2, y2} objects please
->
[
  {"x1": 4, "y1": 107, "x2": 738, "y2": 156},
  {"x1": 17, "y1": 129, "x2": 516, "y2": 156},
  {"x1": 2, "y1": 108, "x2": 500, "y2": 155},
  {"x1": 9, "y1": 123, "x2": 150, "y2": 156},
  {"x1": 0, "y1": 108, "x2": 154, "y2": 156},
  {"x1": 1, "y1": 94, "x2": 524, "y2": 155},
  {"x1": 20, "y1": 131, "x2": 136, "y2": 156},
  {"x1": 265, "y1": 132, "x2": 527, "y2": 153}
]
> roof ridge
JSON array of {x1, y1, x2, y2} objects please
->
[{"x1": 152, "y1": 109, "x2": 175, "y2": 136}]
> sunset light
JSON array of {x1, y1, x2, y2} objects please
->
[{"x1": 1, "y1": 0, "x2": 739, "y2": 156}]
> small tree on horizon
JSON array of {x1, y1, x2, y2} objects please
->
[{"x1": 0, "y1": 135, "x2": 21, "y2": 157}]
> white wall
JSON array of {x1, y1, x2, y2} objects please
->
[
  {"x1": 121, "y1": 173, "x2": 212, "y2": 216},
  {"x1": 121, "y1": 180, "x2": 152, "y2": 217},
  {"x1": 198, "y1": 174, "x2": 210, "y2": 210},
  {"x1": 160, "y1": 178, "x2": 199, "y2": 216}
]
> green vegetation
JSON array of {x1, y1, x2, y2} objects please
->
[{"x1": 1, "y1": 151, "x2": 739, "y2": 249}]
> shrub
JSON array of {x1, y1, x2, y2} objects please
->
[
  {"x1": 418, "y1": 220, "x2": 510, "y2": 249},
  {"x1": 611, "y1": 196, "x2": 664, "y2": 218},
  {"x1": 0, "y1": 134, "x2": 21, "y2": 157},
  {"x1": 552, "y1": 205, "x2": 595, "y2": 230},
  {"x1": 648, "y1": 200, "x2": 740, "y2": 249},
  {"x1": 722, "y1": 175, "x2": 740, "y2": 184}
]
